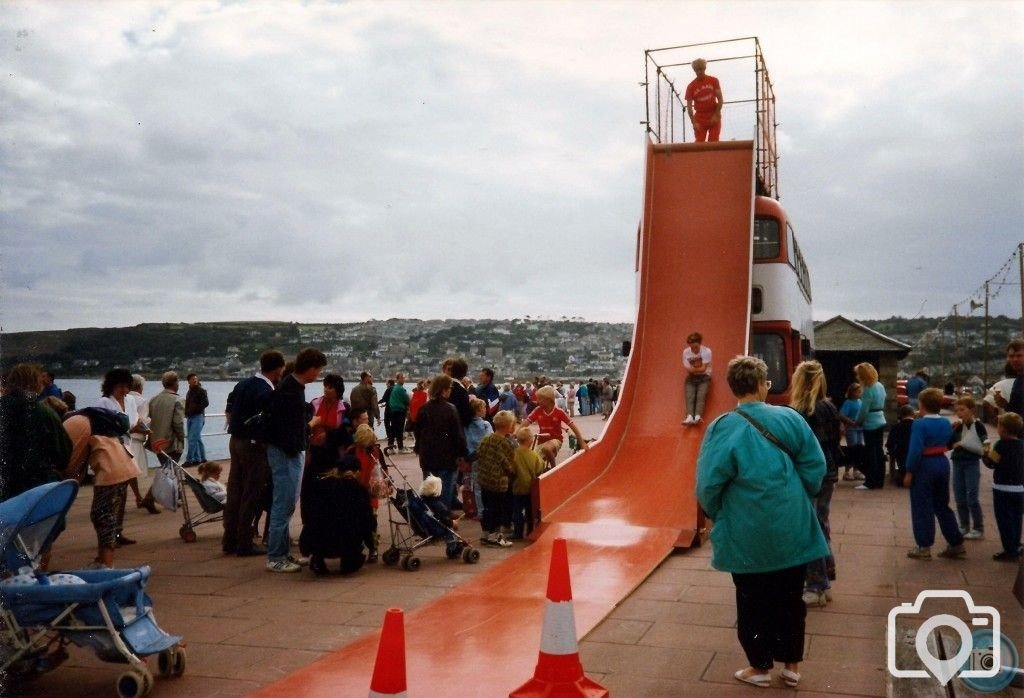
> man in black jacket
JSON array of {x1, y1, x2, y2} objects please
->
[
  {"x1": 265, "y1": 348, "x2": 326, "y2": 573},
  {"x1": 222, "y1": 350, "x2": 285, "y2": 557},
  {"x1": 442, "y1": 357, "x2": 473, "y2": 428}
]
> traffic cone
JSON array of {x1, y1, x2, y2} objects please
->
[
  {"x1": 369, "y1": 608, "x2": 407, "y2": 698},
  {"x1": 509, "y1": 538, "x2": 609, "y2": 697}
]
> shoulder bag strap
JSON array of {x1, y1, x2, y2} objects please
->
[{"x1": 734, "y1": 409, "x2": 797, "y2": 461}]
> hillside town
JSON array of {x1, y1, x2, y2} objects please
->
[{"x1": 2, "y1": 318, "x2": 634, "y2": 382}]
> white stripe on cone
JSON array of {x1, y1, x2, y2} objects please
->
[
  {"x1": 538, "y1": 600, "x2": 579, "y2": 656},
  {"x1": 369, "y1": 691, "x2": 408, "y2": 697}
]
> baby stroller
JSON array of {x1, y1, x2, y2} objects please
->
[
  {"x1": 0, "y1": 481, "x2": 185, "y2": 697},
  {"x1": 380, "y1": 461, "x2": 480, "y2": 571},
  {"x1": 153, "y1": 449, "x2": 223, "y2": 543}
]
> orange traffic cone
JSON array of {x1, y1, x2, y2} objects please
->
[
  {"x1": 509, "y1": 538, "x2": 609, "y2": 697},
  {"x1": 369, "y1": 608, "x2": 407, "y2": 698}
]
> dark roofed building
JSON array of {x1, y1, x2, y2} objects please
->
[{"x1": 814, "y1": 315, "x2": 912, "y2": 422}]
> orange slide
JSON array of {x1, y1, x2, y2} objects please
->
[{"x1": 260, "y1": 140, "x2": 755, "y2": 695}]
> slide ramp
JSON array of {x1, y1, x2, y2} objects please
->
[{"x1": 261, "y1": 140, "x2": 754, "y2": 695}]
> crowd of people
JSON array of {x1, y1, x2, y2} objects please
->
[
  {"x1": 0, "y1": 352, "x2": 612, "y2": 574},
  {"x1": 4, "y1": 333, "x2": 1021, "y2": 690}
]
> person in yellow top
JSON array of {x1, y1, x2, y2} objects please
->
[{"x1": 511, "y1": 426, "x2": 545, "y2": 540}]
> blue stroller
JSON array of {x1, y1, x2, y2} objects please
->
[
  {"x1": 381, "y1": 462, "x2": 480, "y2": 570},
  {"x1": 0, "y1": 481, "x2": 185, "y2": 697}
]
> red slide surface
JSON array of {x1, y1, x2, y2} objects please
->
[{"x1": 261, "y1": 140, "x2": 755, "y2": 695}]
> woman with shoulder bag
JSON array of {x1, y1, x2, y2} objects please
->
[{"x1": 696, "y1": 356, "x2": 829, "y2": 689}]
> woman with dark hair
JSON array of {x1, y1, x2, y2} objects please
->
[
  {"x1": 789, "y1": 360, "x2": 842, "y2": 607},
  {"x1": 307, "y1": 374, "x2": 347, "y2": 471},
  {"x1": 96, "y1": 368, "x2": 147, "y2": 545},
  {"x1": 98, "y1": 368, "x2": 155, "y2": 514},
  {"x1": 696, "y1": 356, "x2": 828, "y2": 689},
  {"x1": 413, "y1": 374, "x2": 468, "y2": 508},
  {"x1": 301, "y1": 374, "x2": 348, "y2": 516}
]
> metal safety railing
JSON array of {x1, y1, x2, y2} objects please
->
[{"x1": 642, "y1": 37, "x2": 779, "y2": 199}]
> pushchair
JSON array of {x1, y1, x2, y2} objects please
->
[
  {"x1": 0, "y1": 481, "x2": 185, "y2": 697},
  {"x1": 380, "y1": 457, "x2": 480, "y2": 571},
  {"x1": 154, "y1": 449, "x2": 224, "y2": 543}
]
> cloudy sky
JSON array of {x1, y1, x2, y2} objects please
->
[{"x1": 2, "y1": 1, "x2": 1022, "y2": 333}]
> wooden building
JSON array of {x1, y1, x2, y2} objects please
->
[{"x1": 814, "y1": 315, "x2": 912, "y2": 421}]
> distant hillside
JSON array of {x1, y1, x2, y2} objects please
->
[
  {"x1": 2, "y1": 315, "x2": 1020, "y2": 384},
  {"x1": 1, "y1": 322, "x2": 300, "y2": 377},
  {"x1": 857, "y1": 314, "x2": 1023, "y2": 383},
  {"x1": 0, "y1": 318, "x2": 633, "y2": 382}
]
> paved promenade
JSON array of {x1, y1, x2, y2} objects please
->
[{"x1": 7, "y1": 413, "x2": 1022, "y2": 697}]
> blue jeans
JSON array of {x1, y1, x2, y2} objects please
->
[
  {"x1": 805, "y1": 480, "x2": 835, "y2": 592},
  {"x1": 470, "y1": 463, "x2": 484, "y2": 516},
  {"x1": 951, "y1": 460, "x2": 983, "y2": 532},
  {"x1": 186, "y1": 415, "x2": 206, "y2": 462},
  {"x1": 428, "y1": 469, "x2": 458, "y2": 511},
  {"x1": 267, "y1": 446, "x2": 303, "y2": 562},
  {"x1": 909, "y1": 458, "x2": 964, "y2": 548}
]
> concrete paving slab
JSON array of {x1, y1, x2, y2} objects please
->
[{"x1": 5, "y1": 413, "x2": 1023, "y2": 696}]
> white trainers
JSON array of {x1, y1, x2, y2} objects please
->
[
  {"x1": 964, "y1": 530, "x2": 984, "y2": 540},
  {"x1": 266, "y1": 559, "x2": 302, "y2": 573},
  {"x1": 484, "y1": 533, "x2": 513, "y2": 548},
  {"x1": 802, "y1": 589, "x2": 827, "y2": 607},
  {"x1": 854, "y1": 484, "x2": 870, "y2": 490},
  {"x1": 682, "y1": 415, "x2": 695, "y2": 425},
  {"x1": 693, "y1": 415, "x2": 703, "y2": 424}
]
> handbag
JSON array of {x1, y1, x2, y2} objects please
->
[
  {"x1": 150, "y1": 462, "x2": 179, "y2": 511},
  {"x1": 368, "y1": 463, "x2": 391, "y2": 499}
]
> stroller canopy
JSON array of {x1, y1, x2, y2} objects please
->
[{"x1": 0, "y1": 480, "x2": 79, "y2": 573}]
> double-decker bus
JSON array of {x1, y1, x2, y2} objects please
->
[{"x1": 751, "y1": 195, "x2": 813, "y2": 405}]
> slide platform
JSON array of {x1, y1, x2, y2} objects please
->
[{"x1": 259, "y1": 140, "x2": 755, "y2": 695}]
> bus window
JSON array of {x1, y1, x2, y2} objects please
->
[
  {"x1": 753, "y1": 217, "x2": 780, "y2": 260},
  {"x1": 752, "y1": 333, "x2": 788, "y2": 393},
  {"x1": 751, "y1": 287, "x2": 763, "y2": 314}
]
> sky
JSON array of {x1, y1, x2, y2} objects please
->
[{"x1": 2, "y1": 0, "x2": 1022, "y2": 333}]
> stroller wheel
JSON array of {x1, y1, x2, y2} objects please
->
[
  {"x1": 159, "y1": 646, "x2": 186, "y2": 678},
  {"x1": 116, "y1": 669, "x2": 149, "y2": 698},
  {"x1": 462, "y1": 547, "x2": 481, "y2": 564},
  {"x1": 179, "y1": 525, "x2": 197, "y2": 543},
  {"x1": 171, "y1": 646, "x2": 186, "y2": 677},
  {"x1": 401, "y1": 555, "x2": 421, "y2": 571},
  {"x1": 381, "y1": 547, "x2": 401, "y2": 566},
  {"x1": 158, "y1": 649, "x2": 173, "y2": 677}
]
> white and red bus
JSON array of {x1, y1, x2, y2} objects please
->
[{"x1": 750, "y1": 195, "x2": 814, "y2": 405}]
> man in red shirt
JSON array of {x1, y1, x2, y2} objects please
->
[{"x1": 684, "y1": 58, "x2": 723, "y2": 143}]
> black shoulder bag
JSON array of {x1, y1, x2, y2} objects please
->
[{"x1": 733, "y1": 409, "x2": 797, "y2": 461}]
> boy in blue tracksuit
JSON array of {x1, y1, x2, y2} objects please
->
[
  {"x1": 983, "y1": 412, "x2": 1024, "y2": 562},
  {"x1": 904, "y1": 388, "x2": 966, "y2": 560}
]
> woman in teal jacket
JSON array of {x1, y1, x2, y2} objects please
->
[
  {"x1": 855, "y1": 362, "x2": 888, "y2": 490},
  {"x1": 696, "y1": 356, "x2": 828, "y2": 689}
]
